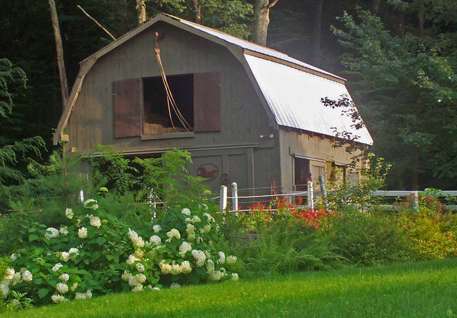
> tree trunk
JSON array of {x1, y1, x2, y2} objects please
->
[
  {"x1": 48, "y1": 0, "x2": 69, "y2": 109},
  {"x1": 136, "y1": 0, "x2": 147, "y2": 24},
  {"x1": 309, "y1": 0, "x2": 324, "y2": 66},
  {"x1": 254, "y1": 0, "x2": 279, "y2": 46},
  {"x1": 417, "y1": 2, "x2": 425, "y2": 35},
  {"x1": 192, "y1": 0, "x2": 202, "y2": 24}
]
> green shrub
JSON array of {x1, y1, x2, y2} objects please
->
[
  {"x1": 225, "y1": 213, "x2": 340, "y2": 276},
  {"x1": 1, "y1": 197, "x2": 237, "y2": 307},
  {"x1": 326, "y1": 211, "x2": 413, "y2": 265},
  {"x1": 397, "y1": 211, "x2": 457, "y2": 259}
]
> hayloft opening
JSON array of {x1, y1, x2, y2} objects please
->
[{"x1": 143, "y1": 74, "x2": 194, "y2": 135}]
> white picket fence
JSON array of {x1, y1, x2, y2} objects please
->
[{"x1": 217, "y1": 183, "x2": 457, "y2": 213}]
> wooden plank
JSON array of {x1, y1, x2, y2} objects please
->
[
  {"x1": 193, "y1": 72, "x2": 221, "y2": 132},
  {"x1": 113, "y1": 78, "x2": 142, "y2": 138}
]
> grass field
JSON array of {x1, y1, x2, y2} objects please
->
[{"x1": 5, "y1": 259, "x2": 457, "y2": 318}]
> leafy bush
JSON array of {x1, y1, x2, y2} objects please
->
[
  {"x1": 325, "y1": 211, "x2": 413, "y2": 265},
  {"x1": 0, "y1": 197, "x2": 237, "y2": 307},
  {"x1": 398, "y1": 211, "x2": 457, "y2": 259},
  {"x1": 225, "y1": 211, "x2": 340, "y2": 276}
]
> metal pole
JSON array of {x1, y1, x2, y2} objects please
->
[
  {"x1": 307, "y1": 181, "x2": 314, "y2": 210},
  {"x1": 79, "y1": 190, "x2": 84, "y2": 203},
  {"x1": 220, "y1": 185, "x2": 228, "y2": 212},
  {"x1": 231, "y1": 182, "x2": 238, "y2": 212},
  {"x1": 319, "y1": 175, "x2": 328, "y2": 210}
]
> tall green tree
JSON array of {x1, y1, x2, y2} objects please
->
[{"x1": 333, "y1": 7, "x2": 457, "y2": 188}]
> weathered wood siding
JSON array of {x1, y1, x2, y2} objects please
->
[
  {"x1": 279, "y1": 129, "x2": 366, "y2": 192},
  {"x1": 67, "y1": 22, "x2": 280, "y2": 192}
]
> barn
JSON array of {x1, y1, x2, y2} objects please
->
[{"x1": 54, "y1": 13, "x2": 373, "y2": 195}]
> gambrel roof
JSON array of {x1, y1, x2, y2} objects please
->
[{"x1": 54, "y1": 13, "x2": 373, "y2": 145}]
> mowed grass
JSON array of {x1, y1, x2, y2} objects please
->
[{"x1": 6, "y1": 259, "x2": 457, "y2": 318}]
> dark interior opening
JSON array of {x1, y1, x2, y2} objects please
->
[
  {"x1": 143, "y1": 74, "x2": 194, "y2": 135},
  {"x1": 294, "y1": 157, "x2": 311, "y2": 191}
]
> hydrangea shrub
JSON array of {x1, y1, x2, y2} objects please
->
[{"x1": 0, "y1": 197, "x2": 238, "y2": 307}]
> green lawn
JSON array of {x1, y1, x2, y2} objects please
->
[{"x1": 5, "y1": 259, "x2": 457, "y2": 318}]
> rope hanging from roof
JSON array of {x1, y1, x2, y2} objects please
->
[{"x1": 152, "y1": 32, "x2": 191, "y2": 131}]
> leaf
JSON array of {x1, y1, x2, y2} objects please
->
[{"x1": 38, "y1": 288, "x2": 49, "y2": 299}]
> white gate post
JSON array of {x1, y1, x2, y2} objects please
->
[
  {"x1": 413, "y1": 191, "x2": 419, "y2": 212},
  {"x1": 220, "y1": 185, "x2": 228, "y2": 212},
  {"x1": 231, "y1": 182, "x2": 238, "y2": 212},
  {"x1": 307, "y1": 181, "x2": 314, "y2": 210},
  {"x1": 79, "y1": 189, "x2": 85, "y2": 203}
]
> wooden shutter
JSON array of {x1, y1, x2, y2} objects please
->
[
  {"x1": 193, "y1": 72, "x2": 221, "y2": 132},
  {"x1": 112, "y1": 79, "x2": 142, "y2": 138}
]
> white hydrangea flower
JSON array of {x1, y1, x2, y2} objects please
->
[
  {"x1": 204, "y1": 213, "x2": 215, "y2": 222},
  {"x1": 56, "y1": 282, "x2": 69, "y2": 294},
  {"x1": 181, "y1": 208, "x2": 191, "y2": 216},
  {"x1": 186, "y1": 223, "x2": 195, "y2": 234},
  {"x1": 170, "y1": 283, "x2": 181, "y2": 289},
  {"x1": 65, "y1": 208, "x2": 74, "y2": 220},
  {"x1": 69, "y1": 248, "x2": 79, "y2": 255},
  {"x1": 122, "y1": 271, "x2": 131, "y2": 282},
  {"x1": 206, "y1": 259, "x2": 215, "y2": 273},
  {"x1": 75, "y1": 292, "x2": 86, "y2": 300},
  {"x1": 191, "y1": 216, "x2": 201, "y2": 223},
  {"x1": 60, "y1": 252, "x2": 70, "y2": 262},
  {"x1": 132, "y1": 284, "x2": 143, "y2": 292},
  {"x1": 51, "y1": 294, "x2": 66, "y2": 303},
  {"x1": 86, "y1": 290, "x2": 93, "y2": 299},
  {"x1": 209, "y1": 270, "x2": 223, "y2": 281},
  {"x1": 166, "y1": 228, "x2": 181, "y2": 241},
  {"x1": 59, "y1": 226, "x2": 69, "y2": 236},
  {"x1": 171, "y1": 263, "x2": 182, "y2": 275},
  {"x1": 179, "y1": 241, "x2": 192, "y2": 256},
  {"x1": 136, "y1": 263, "x2": 145, "y2": 273},
  {"x1": 78, "y1": 227, "x2": 88, "y2": 239},
  {"x1": 83, "y1": 199, "x2": 99, "y2": 210},
  {"x1": 226, "y1": 255, "x2": 237, "y2": 265},
  {"x1": 201, "y1": 224, "x2": 212, "y2": 233},
  {"x1": 185, "y1": 217, "x2": 192, "y2": 223},
  {"x1": 0, "y1": 282, "x2": 10, "y2": 298},
  {"x1": 22, "y1": 270, "x2": 33, "y2": 282},
  {"x1": 10, "y1": 253, "x2": 17, "y2": 261},
  {"x1": 135, "y1": 274, "x2": 147, "y2": 284},
  {"x1": 59, "y1": 273, "x2": 70, "y2": 282},
  {"x1": 218, "y1": 251, "x2": 226, "y2": 264},
  {"x1": 149, "y1": 235, "x2": 161, "y2": 245},
  {"x1": 45, "y1": 227, "x2": 59, "y2": 239},
  {"x1": 231, "y1": 273, "x2": 239, "y2": 281},
  {"x1": 159, "y1": 262, "x2": 172, "y2": 274},
  {"x1": 3, "y1": 268, "x2": 15, "y2": 281},
  {"x1": 180, "y1": 261, "x2": 192, "y2": 274},
  {"x1": 152, "y1": 286, "x2": 160, "y2": 291},
  {"x1": 128, "y1": 229, "x2": 145, "y2": 248},
  {"x1": 128, "y1": 275, "x2": 139, "y2": 287},
  {"x1": 11, "y1": 272, "x2": 21, "y2": 286},
  {"x1": 134, "y1": 250, "x2": 144, "y2": 259},
  {"x1": 127, "y1": 254, "x2": 139, "y2": 265},
  {"x1": 191, "y1": 250, "x2": 206, "y2": 267},
  {"x1": 52, "y1": 263, "x2": 63, "y2": 272},
  {"x1": 71, "y1": 283, "x2": 78, "y2": 291},
  {"x1": 153, "y1": 224, "x2": 161, "y2": 233},
  {"x1": 89, "y1": 215, "x2": 102, "y2": 228}
]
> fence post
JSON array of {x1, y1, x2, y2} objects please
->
[
  {"x1": 231, "y1": 182, "x2": 238, "y2": 212},
  {"x1": 220, "y1": 185, "x2": 228, "y2": 212},
  {"x1": 79, "y1": 189, "x2": 84, "y2": 203},
  {"x1": 319, "y1": 175, "x2": 328, "y2": 210},
  {"x1": 413, "y1": 191, "x2": 419, "y2": 212},
  {"x1": 307, "y1": 181, "x2": 314, "y2": 210}
]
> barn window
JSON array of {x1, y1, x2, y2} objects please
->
[{"x1": 143, "y1": 74, "x2": 194, "y2": 135}]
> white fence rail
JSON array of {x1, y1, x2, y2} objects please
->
[{"x1": 218, "y1": 183, "x2": 457, "y2": 213}]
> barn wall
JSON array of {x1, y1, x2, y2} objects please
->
[
  {"x1": 67, "y1": 22, "x2": 281, "y2": 192},
  {"x1": 279, "y1": 129, "x2": 367, "y2": 192}
]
